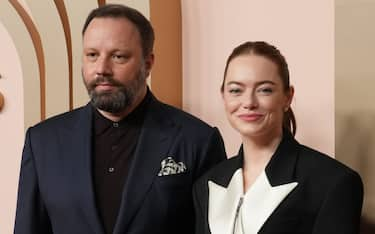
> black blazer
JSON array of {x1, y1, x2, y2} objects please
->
[
  {"x1": 193, "y1": 132, "x2": 363, "y2": 234},
  {"x1": 14, "y1": 92, "x2": 227, "y2": 234}
]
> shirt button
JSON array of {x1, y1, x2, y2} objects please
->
[
  {"x1": 113, "y1": 122, "x2": 119, "y2": 127},
  {"x1": 108, "y1": 167, "x2": 115, "y2": 173}
]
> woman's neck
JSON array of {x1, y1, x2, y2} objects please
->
[{"x1": 241, "y1": 129, "x2": 283, "y2": 192}]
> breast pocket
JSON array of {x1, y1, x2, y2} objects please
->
[
  {"x1": 150, "y1": 172, "x2": 194, "y2": 218},
  {"x1": 156, "y1": 172, "x2": 192, "y2": 189}
]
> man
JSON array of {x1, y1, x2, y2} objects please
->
[{"x1": 14, "y1": 4, "x2": 226, "y2": 234}]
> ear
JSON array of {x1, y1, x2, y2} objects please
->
[
  {"x1": 285, "y1": 85, "x2": 294, "y2": 107},
  {"x1": 144, "y1": 53, "x2": 155, "y2": 75}
]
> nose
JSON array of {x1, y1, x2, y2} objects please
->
[
  {"x1": 242, "y1": 92, "x2": 258, "y2": 110},
  {"x1": 95, "y1": 56, "x2": 112, "y2": 76}
]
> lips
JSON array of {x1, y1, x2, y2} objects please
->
[
  {"x1": 96, "y1": 82, "x2": 114, "y2": 86},
  {"x1": 237, "y1": 113, "x2": 264, "y2": 121},
  {"x1": 94, "y1": 82, "x2": 118, "y2": 91}
]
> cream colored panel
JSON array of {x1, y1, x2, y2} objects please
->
[
  {"x1": 65, "y1": 1, "x2": 98, "y2": 108},
  {"x1": 0, "y1": 1, "x2": 40, "y2": 129},
  {"x1": 336, "y1": 0, "x2": 375, "y2": 112},
  {"x1": 336, "y1": 0, "x2": 375, "y2": 224},
  {"x1": 26, "y1": 0, "x2": 69, "y2": 118},
  {"x1": 0, "y1": 12, "x2": 26, "y2": 234}
]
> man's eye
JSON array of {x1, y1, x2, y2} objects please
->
[
  {"x1": 112, "y1": 54, "x2": 128, "y2": 62},
  {"x1": 86, "y1": 53, "x2": 97, "y2": 59},
  {"x1": 113, "y1": 55, "x2": 123, "y2": 59}
]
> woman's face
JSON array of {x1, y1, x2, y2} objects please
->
[{"x1": 222, "y1": 54, "x2": 293, "y2": 139}]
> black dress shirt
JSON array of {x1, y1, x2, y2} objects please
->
[{"x1": 93, "y1": 92, "x2": 151, "y2": 234}]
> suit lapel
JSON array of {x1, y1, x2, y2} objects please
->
[
  {"x1": 208, "y1": 169, "x2": 297, "y2": 234},
  {"x1": 60, "y1": 104, "x2": 104, "y2": 234},
  {"x1": 208, "y1": 169, "x2": 243, "y2": 234},
  {"x1": 113, "y1": 97, "x2": 178, "y2": 234},
  {"x1": 265, "y1": 131, "x2": 300, "y2": 186},
  {"x1": 241, "y1": 172, "x2": 297, "y2": 234},
  {"x1": 208, "y1": 131, "x2": 300, "y2": 234}
]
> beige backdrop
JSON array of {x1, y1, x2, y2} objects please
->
[
  {"x1": 336, "y1": 0, "x2": 375, "y2": 227},
  {"x1": 0, "y1": 1, "x2": 349, "y2": 233}
]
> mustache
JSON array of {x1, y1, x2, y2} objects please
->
[{"x1": 88, "y1": 75, "x2": 122, "y2": 88}]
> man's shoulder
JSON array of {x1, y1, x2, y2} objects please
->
[
  {"x1": 155, "y1": 100, "x2": 214, "y2": 131},
  {"x1": 31, "y1": 104, "x2": 90, "y2": 131}
]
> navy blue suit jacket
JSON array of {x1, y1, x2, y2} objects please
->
[{"x1": 14, "y1": 93, "x2": 226, "y2": 234}]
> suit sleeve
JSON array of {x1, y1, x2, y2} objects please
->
[
  {"x1": 312, "y1": 171, "x2": 363, "y2": 234},
  {"x1": 194, "y1": 127, "x2": 226, "y2": 179},
  {"x1": 14, "y1": 128, "x2": 52, "y2": 234}
]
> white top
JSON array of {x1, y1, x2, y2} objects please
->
[{"x1": 208, "y1": 169, "x2": 298, "y2": 234}]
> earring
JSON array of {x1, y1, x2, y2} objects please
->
[{"x1": 284, "y1": 106, "x2": 289, "y2": 112}]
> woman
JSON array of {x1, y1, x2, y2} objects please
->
[{"x1": 193, "y1": 41, "x2": 363, "y2": 234}]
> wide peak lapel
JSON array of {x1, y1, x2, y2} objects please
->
[
  {"x1": 242, "y1": 171, "x2": 298, "y2": 234},
  {"x1": 113, "y1": 99, "x2": 177, "y2": 234},
  {"x1": 208, "y1": 169, "x2": 243, "y2": 234},
  {"x1": 265, "y1": 131, "x2": 299, "y2": 186},
  {"x1": 64, "y1": 104, "x2": 104, "y2": 234}
]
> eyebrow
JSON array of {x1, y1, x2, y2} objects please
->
[
  {"x1": 256, "y1": 80, "x2": 276, "y2": 86},
  {"x1": 226, "y1": 80, "x2": 276, "y2": 86}
]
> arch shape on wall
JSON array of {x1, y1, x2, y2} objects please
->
[
  {"x1": 9, "y1": 0, "x2": 46, "y2": 120},
  {"x1": 54, "y1": 0, "x2": 73, "y2": 110}
]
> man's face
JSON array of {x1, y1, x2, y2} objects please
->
[{"x1": 82, "y1": 17, "x2": 152, "y2": 114}]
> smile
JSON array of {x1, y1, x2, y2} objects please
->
[{"x1": 237, "y1": 113, "x2": 264, "y2": 122}]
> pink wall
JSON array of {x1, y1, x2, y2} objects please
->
[
  {"x1": 0, "y1": 22, "x2": 24, "y2": 234},
  {"x1": 181, "y1": 0, "x2": 334, "y2": 156}
]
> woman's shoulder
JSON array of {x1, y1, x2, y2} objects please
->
[{"x1": 296, "y1": 143, "x2": 362, "y2": 186}]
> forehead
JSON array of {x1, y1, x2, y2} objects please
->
[
  {"x1": 83, "y1": 17, "x2": 141, "y2": 49},
  {"x1": 225, "y1": 54, "x2": 280, "y2": 84}
]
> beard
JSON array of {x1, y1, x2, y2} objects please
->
[{"x1": 84, "y1": 63, "x2": 147, "y2": 114}]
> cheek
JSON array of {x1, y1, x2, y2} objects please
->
[
  {"x1": 259, "y1": 96, "x2": 284, "y2": 111},
  {"x1": 81, "y1": 67, "x2": 91, "y2": 82},
  {"x1": 81, "y1": 63, "x2": 92, "y2": 77},
  {"x1": 114, "y1": 63, "x2": 139, "y2": 79},
  {"x1": 265, "y1": 100, "x2": 285, "y2": 119},
  {"x1": 223, "y1": 98, "x2": 241, "y2": 114}
]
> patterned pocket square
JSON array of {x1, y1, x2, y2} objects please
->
[{"x1": 158, "y1": 157, "x2": 187, "y2": 176}]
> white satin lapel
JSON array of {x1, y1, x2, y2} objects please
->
[
  {"x1": 208, "y1": 169, "x2": 297, "y2": 234},
  {"x1": 242, "y1": 171, "x2": 298, "y2": 234},
  {"x1": 208, "y1": 169, "x2": 243, "y2": 234}
]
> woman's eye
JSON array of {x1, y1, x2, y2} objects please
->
[
  {"x1": 228, "y1": 88, "x2": 242, "y2": 94},
  {"x1": 258, "y1": 87, "x2": 273, "y2": 94}
]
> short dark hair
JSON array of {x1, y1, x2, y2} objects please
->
[
  {"x1": 82, "y1": 4, "x2": 154, "y2": 57},
  {"x1": 221, "y1": 41, "x2": 297, "y2": 136}
]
